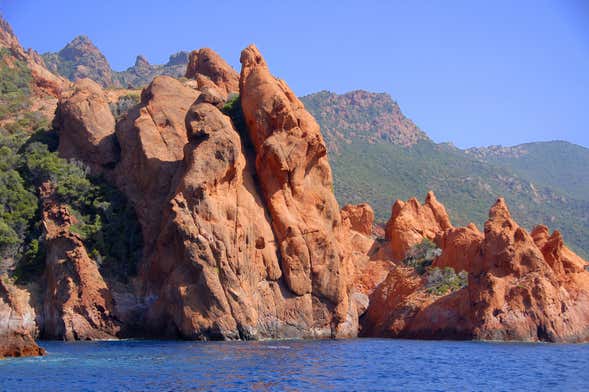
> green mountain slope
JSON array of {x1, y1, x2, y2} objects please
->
[
  {"x1": 466, "y1": 141, "x2": 589, "y2": 201},
  {"x1": 301, "y1": 92, "x2": 589, "y2": 258}
]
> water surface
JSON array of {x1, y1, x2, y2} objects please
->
[{"x1": 1, "y1": 339, "x2": 588, "y2": 391}]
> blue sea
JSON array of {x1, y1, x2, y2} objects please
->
[{"x1": 1, "y1": 339, "x2": 588, "y2": 391}]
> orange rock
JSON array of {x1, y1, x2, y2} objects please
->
[
  {"x1": 54, "y1": 78, "x2": 118, "y2": 172},
  {"x1": 40, "y1": 183, "x2": 121, "y2": 340},
  {"x1": 185, "y1": 48, "x2": 239, "y2": 98},
  {"x1": 114, "y1": 76, "x2": 199, "y2": 247},
  {"x1": 342, "y1": 203, "x2": 374, "y2": 236},
  {"x1": 531, "y1": 225, "x2": 587, "y2": 274},
  {"x1": 0, "y1": 278, "x2": 44, "y2": 358},
  {"x1": 363, "y1": 197, "x2": 589, "y2": 342},
  {"x1": 240, "y1": 44, "x2": 354, "y2": 337},
  {"x1": 433, "y1": 223, "x2": 483, "y2": 272},
  {"x1": 385, "y1": 191, "x2": 452, "y2": 260}
]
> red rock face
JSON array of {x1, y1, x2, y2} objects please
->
[
  {"x1": 362, "y1": 196, "x2": 589, "y2": 342},
  {"x1": 385, "y1": 191, "x2": 452, "y2": 260},
  {"x1": 240, "y1": 44, "x2": 355, "y2": 337},
  {"x1": 144, "y1": 99, "x2": 310, "y2": 339},
  {"x1": 185, "y1": 48, "x2": 239, "y2": 98},
  {"x1": 114, "y1": 76, "x2": 199, "y2": 248},
  {"x1": 0, "y1": 279, "x2": 44, "y2": 358},
  {"x1": 40, "y1": 183, "x2": 121, "y2": 340},
  {"x1": 433, "y1": 223, "x2": 483, "y2": 273},
  {"x1": 342, "y1": 203, "x2": 374, "y2": 236},
  {"x1": 53, "y1": 78, "x2": 118, "y2": 172}
]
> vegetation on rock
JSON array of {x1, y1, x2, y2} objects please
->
[
  {"x1": 425, "y1": 267, "x2": 467, "y2": 296},
  {"x1": 402, "y1": 239, "x2": 441, "y2": 275},
  {"x1": 0, "y1": 129, "x2": 142, "y2": 282}
]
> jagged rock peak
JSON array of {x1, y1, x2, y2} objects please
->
[
  {"x1": 134, "y1": 55, "x2": 150, "y2": 67},
  {"x1": 239, "y1": 44, "x2": 355, "y2": 337},
  {"x1": 385, "y1": 191, "x2": 452, "y2": 260},
  {"x1": 167, "y1": 51, "x2": 189, "y2": 66},
  {"x1": 185, "y1": 48, "x2": 239, "y2": 96}
]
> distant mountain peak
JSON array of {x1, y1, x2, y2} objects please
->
[
  {"x1": 134, "y1": 55, "x2": 150, "y2": 67},
  {"x1": 167, "y1": 51, "x2": 189, "y2": 66},
  {"x1": 301, "y1": 90, "x2": 429, "y2": 151}
]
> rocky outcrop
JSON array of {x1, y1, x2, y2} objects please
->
[
  {"x1": 240, "y1": 44, "x2": 355, "y2": 337},
  {"x1": 53, "y1": 78, "x2": 118, "y2": 172},
  {"x1": 186, "y1": 48, "x2": 239, "y2": 98},
  {"x1": 531, "y1": 225, "x2": 587, "y2": 274},
  {"x1": 114, "y1": 76, "x2": 199, "y2": 248},
  {"x1": 145, "y1": 98, "x2": 298, "y2": 339},
  {"x1": 432, "y1": 223, "x2": 483, "y2": 272},
  {"x1": 385, "y1": 191, "x2": 452, "y2": 260},
  {"x1": 43, "y1": 35, "x2": 114, "y2": 88},
  {"x1": 40, "y1": 183, "x2": 120, "y2": 340},
  {"x1": 0, "y1": 278, "x2": 44, "y2": 358},
  {"x1": 342, "y1": 203, "x2": 374, "y2": 236},
  {"x1": 362, "y1": 197, "x2": 589, "y2": 342},
  {"x1": 139, "y1": 45, "x2": 359, "y2": 339}
]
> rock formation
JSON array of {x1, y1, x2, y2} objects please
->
[
  {"x1": 114, "y1": 76, "x2": 199, "y2": 248},
  {"x1": 385, "y1": 191, "x2": 452, "y2": 260},
  {"x1": 240, "y1": 44, "x2": 356, "y2": 336},
  {"x1": 0, "y1": 278, "x2": 44, "y2": 358},
  {"x1": 362, "y1": 196, "x2": 589, "y2": 342},
  {"x1": 4, "y1": 12, "x2": 589, "y2": 346},
  {"x1": 136, "y1": 45, "x2": 358, "y2": 339},
  {"x1": 342, "y1": 204, "x2": 374, "y2": 236},
  {"x1": 185, "y1": 48, "x2": 239, "y2": 98},
  {"x1": 40, "y1": 183, "x2": 121, "y2": 340},
  {"x1": 53, "y1": 78, "x2": 118, "y2": 172}
]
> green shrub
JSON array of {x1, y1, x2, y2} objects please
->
[
  {"x1": 426, "y1": 267, "x2": 468, "y2": 296},
  {"x1": 109, "y1": 93, "x2": 140, "y2": 119},
  {"x1": 402, "y1": 239, "x2": 442, "y2": 275},
  {"x1": 0, "y1": 133, "x2": 37, "y2": 261},
  {"x1": 0, "y1": 48, "x2": 33, "y2": 125},
  {"x1": 19, "y1": 140, "x2": 142, "y2": 280},
  {"x1": 0, "y1": 130, "x2": 142, "y2": 282}
]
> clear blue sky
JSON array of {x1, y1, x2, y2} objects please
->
[{"x1": 3, "y1": 0, "x2": 589, "y2": 148}]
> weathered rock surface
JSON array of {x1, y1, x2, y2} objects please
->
[
  {"x1": 342, "y1": 203, "x2": 374, "y2": 236},
  {"x1": 53, "y1": 78, "x2": 118, "y2": 172},
  {"x1": 240, "y1": 44, "x2": 355, "y2": 337},
  {"x1": 114, "y1": 76, "x2": 199, "y2": 248},
  {"x1": 186, "y1": 48, "x2": 239, "y2": 98},
  {"x1": 385, "y1": 191, "x2": 452, "y2": 260},
  {"x1": 432, "y1": 223, "x2": 483, "y2": 272},
  {"x1": 362, "y1": 197, "x2": 589, "y2": 342},
  {"x1": 145, "y1": 100, "x2": 308, "y2": 339},
  {"x1": 0, "y1": 278, "x2": 44, "y2": 358},
  {"x1": 40, "y1": 183, "x2": 121, "y2": 340}
]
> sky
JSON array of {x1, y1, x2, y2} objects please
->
[{"x1": 2, "y1": 0, "x2": 589, "y2": 148}]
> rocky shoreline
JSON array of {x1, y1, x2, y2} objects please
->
[{"x1": 1, "y1": 16, "x2": 588, "y2": 359}]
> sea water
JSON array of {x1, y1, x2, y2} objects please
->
[{"x1": 1, "y1": 339, "x2": 588, "y2": 391}]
